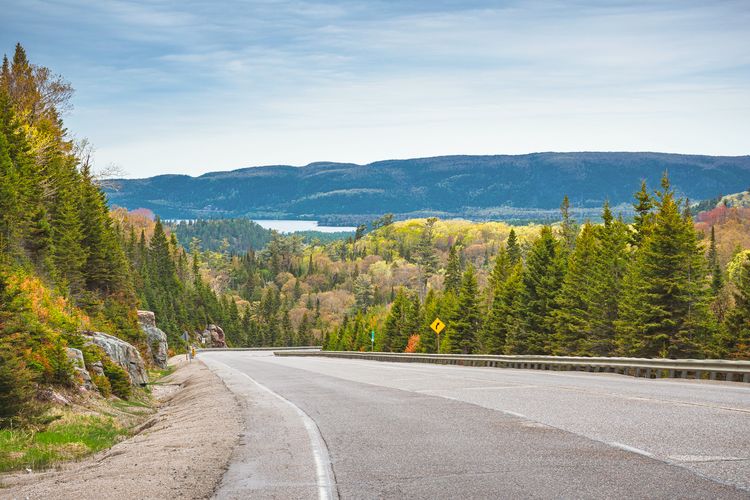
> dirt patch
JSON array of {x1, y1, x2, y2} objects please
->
[{"x1": 0, "y1": 357, "x2": 242, "y2": 499}]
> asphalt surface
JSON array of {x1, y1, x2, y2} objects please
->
[{"x1": 202, "y1": 352, "x2": 750, "y2": 499}]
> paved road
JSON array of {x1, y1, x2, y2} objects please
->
[{"x1": 202, "y1": 352, "x2": 750, "y2": 499}]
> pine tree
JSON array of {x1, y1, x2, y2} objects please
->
[
  {"x1": 519, "y1": 226, "x2": 565, "y2": 354},
  {"x1": 382, "y1": 288, "x2": 409, "y2": 352},
  {"x1": 50, "y1": 175, "x2": 87, "y2": 293},
  {"x1": 0, "y1": 124, "x2": 20, "y2": 257},
  {"x1": 631, "y1": 180, "x2": 654, "y2": 246},
  {"x1": 551, "y1": 222, "x2": 599, "y2": 354},
  {"x1": 489, "y1": 248, "x2": 512, "y2": 290},
  {"x1": 585, "y1": 203, "x2": 629, "y2": 355},
  {"x1": 446, "y1": 266, "x2": 480, "y2": 354},
  {"x1": 559, "y1": 195, "x2": 578, "y2": 253},
  {"x1": 280, "y1": 309, "x2": 293, "y2": 346},
  {"x1": 444, "y1": 244, "x2": 462, "y2": 294},
  {"x1": 616, "y1": 173, "x2": 714, "y2": 358},
  {"x1": 506, "y1": 228, "x2": 521, "y2": 266},
  {"x1": 483, "y1": 259, "x2": 523, "y2": 354},
  {"x1": 708, "y1": 226, "x2": 723, "y2": 296},
  {"x1": 354, "y1": 274, "x2": 375, "y2": 311},
  {"x1": 298, "y1": 312, "x2": 311, "y2": 346},
  {"x1": 416, "y1": 218, "x2": 438, "y2": 290}
]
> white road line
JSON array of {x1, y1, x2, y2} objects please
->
[
  {"x1": 502, "y1": 410, "x2": 526, "y2": 418},
  {"x1": 609, "y1": 442, "x2": 654, "y2": 458},
  {"x1": 209, "y1": 359, "x2": 337, "y2": 500}
]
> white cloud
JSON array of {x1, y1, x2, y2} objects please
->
[{"x1": 2, "y1": 0, "x2": 748, "y2": 177}]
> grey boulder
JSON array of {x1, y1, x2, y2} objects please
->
[
  {"x1": 138, "y1": 310, "x2": 169, "y2": 369},
  {"x1": 66, "y1": 347, "x2": 96, "y2": 391},
  {"x1": 83, "y1": 331, "x2": 149, "y2": 386}
]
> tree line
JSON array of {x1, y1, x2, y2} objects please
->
[{"x1": 326, "y1": 181, "x2": 749, "y2": 359}]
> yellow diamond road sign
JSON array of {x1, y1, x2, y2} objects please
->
[{"x1": 430, "y1": 318, "x2": 445, "y2": 334}]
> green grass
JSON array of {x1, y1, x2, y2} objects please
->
[
  {"x1": 110, "y1": 399, "x2": 150, "y2": 411},
  {"x1": 0, "y1": 416, "x2": 127, "y2": 472},
  {"x1": 147, "y1": 365, "x2": 176, "y2": 384}
]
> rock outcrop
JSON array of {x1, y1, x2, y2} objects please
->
[
  {"x1": 138, "y1": 310, "x2": 169, "y2": 369},
  {"x1": 83, "y1": 331, "x2": 149, "y2": 386},
  {"x1": 200, "y1": 324, "x2": 227, "y2": 348},
  {"x1": 66, "y1": 347, "x2": 96, "y2": 391}
]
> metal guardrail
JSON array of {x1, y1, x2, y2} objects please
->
[
  {"x1": 273, "y1": 351, "x2": 750, "y2": 383},
  {"x1": 198, "y1": 346, "x2": 322, "y2": 352}
]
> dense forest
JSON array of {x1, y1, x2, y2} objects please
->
[
  {"x1": 2, "y1": 43, "x2": 749, "y2": 430},
  {"x1": 311, "y1": 188, "x2": 748, "y2": 359},
  {"x1": 182, "y1": 188, "x2": 748, "y2": 360},
  {"x1": 167, "y1": 217, "x2": 354, "y2": 254},
  {"x1": 0, "y1": 44, "x2": 271, "y2": 426}
]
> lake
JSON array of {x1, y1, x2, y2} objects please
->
[{"x1": 253, "y1": 220, "x2": 356, "y2": 233}]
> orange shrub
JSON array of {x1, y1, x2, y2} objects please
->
[{"x1": 404, "y1": 334, "x2": 420, "y2": 353}]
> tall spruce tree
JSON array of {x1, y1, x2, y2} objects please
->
[
  {"x1": 446, "y1": 266, "x2": 480, "y2": 354},
  {"x1": 444, "y1": 244, "x2": 462, "y2": 294},
  {"x1": 615, "y1": 173, "x2": 714, "y2": 358},
  {"x1": 585, "y1": 203, "x2": 629, "y2": 355},
  {"x1": 483, "y1": 259, "x2": 523, "y2": 354},
  {"x1": 519, "y1": 226, "x2": 566, "y2": 354},
  {"x1": 631, "y1": 180, "x2": 654, "y2": 247},
  {"x1": 708, "y1": 226, "x2": 723, "y2": 296},
  {"x1": 559, "y1": 195, "x2": 578, "y2": 254},
  {"x1": 506, "y1": 228, "x2": 522, "y2": 266},
  {"x1": 551, "y1": 222, "x2": 599, "y2": 355}
]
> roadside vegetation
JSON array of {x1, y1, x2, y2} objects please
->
[
  {"x1": 0, "y1": 414, "x2": 127, "y2": 473},
  {"x1": 0, "y1": 43, "x2": 269, "y2": 451}
]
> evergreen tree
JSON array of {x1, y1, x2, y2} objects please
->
[
  {"x1": 551, "y1": 222, "x2": 599, "y2": 354},
  {"x1": 489, "y1": 248, "x2": 512, "y2": 290},
  {"x1": 446, "y1": 266, "x2": 480, "y2": 354},
  {"x1": 506, "y1": 228, "x2": 521, "y2": 266},
  {"x1": 444, "y1": 244, "x2": 462, "y2": 294},
  {"x1": 379, "y1": 289, "x2": 422, "y2": 352},
  {"x1": 616, "y1": 174, "x2": 714, "y2": 358},
  {"x1": 519, "y1": 226, "x2": 566, "y2": 354},
  {"x1": 585, "y1": 203, "x2": 629, "y2": 355},
  {"x1": 416, "y1": 217, "x2": 438, "y2": 289},
  {"x1": 708, "y1": 225, "x2": 723, "y2": 296},
  {"x1": 482, "y1": 258, "x2": 523, "y2": 354},
  {"x1": 631, "y1": 180, "x2": 654, "y2": 246},
  {"x1": 559, "y1": 195, "x2": 578, "y2": 253},
  {"x1": 50, "y1": 175, "x2": 87, "y2": 293}
]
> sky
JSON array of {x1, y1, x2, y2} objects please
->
[{"x1": 2, "y1": 0, "x2": 749, "y2": 178}]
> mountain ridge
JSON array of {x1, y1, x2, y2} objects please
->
[{"x1": 106, "y1": 152, "x2": 750, "y2": 224}]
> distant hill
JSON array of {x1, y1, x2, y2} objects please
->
[{"x1": 106, "y1": 152, "x2": 750, "y2": 224}]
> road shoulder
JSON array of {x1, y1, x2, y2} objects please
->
[
  {"x1": 1, "y1": 357, "x2": 242, "y2": 500},
  {"x1": 202, "y1": 356, "x2": 324, "y2": 500}
]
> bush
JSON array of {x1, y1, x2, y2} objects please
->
[
  {"x1": 44, "y1": 337, "x2": 75, "y2": 386},
  {"x1": 90, "y1": 374, "x2": 111, "y2": 398},
  {"x1": 101, "y1": 357, "x2": 131, "y2": 400},
  {"x1": 0, "y1": 347, "x2": 41, "y2": 428}
]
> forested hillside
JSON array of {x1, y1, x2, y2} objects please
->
[
  {"x1": 0, "y1": 44, "x2": 298, "y2": 428},
  {"x1": 169, "y1": 218, "x2": 274, "y2": 254},
  {"x1": 106, "y1": 153, "x2": 750, "y2": 224},
  {"x1": 186, "y1": 182, "x2": 748, "y2": 360}
]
